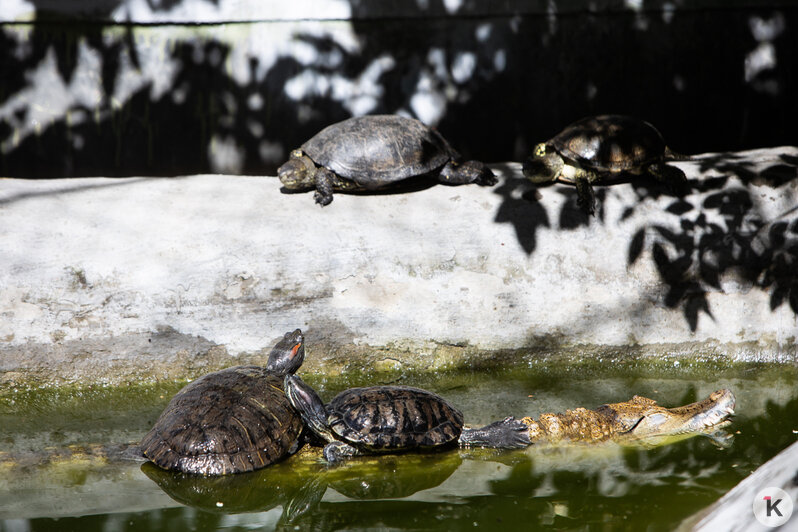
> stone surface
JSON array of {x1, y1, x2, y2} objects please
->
[{"x1": 1, "y1": 147, "x2": 797, "y2": 386}]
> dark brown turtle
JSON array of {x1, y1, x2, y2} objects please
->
[
  {"x1": 278, "y1": 114, "x2": 496, "y2": 206},
  {"x1": 523, "y1": 114, "x2": 687, "y2": 215},
  {"x1": 140, "y1": 330, "x2": 306, "y2": 475},
  {"x1": 284, "y1": 375, "x2": 530, "y2": 462}
]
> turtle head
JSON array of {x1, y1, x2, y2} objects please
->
[
  {"x1": 523, "y1": 143, "x2": 563, "y2": 183},
  {"x1": 284, "y1": 374, "x2": 336, "y2": 443},
  {"x1": 266, "y1": 329, "x2": 305, "y2": 376},
  {"x1": 278, "y1": 150, "x2": 317, "y2": 190}
]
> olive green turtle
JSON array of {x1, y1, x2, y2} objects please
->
[
  {"x1": 278, "y1": 114, "x2": 496, "y2": 205},
  {"x1": 523, "y1": 114, "x2": 687, "y2": 215}
]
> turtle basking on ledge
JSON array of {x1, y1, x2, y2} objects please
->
[
  {"x1": 523, "y1": 114, "x2": 688, "y2": 215},
  {"x1": 278, "y1": 114, "x2": 497, "y2": 206}
]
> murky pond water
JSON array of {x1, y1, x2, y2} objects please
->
[{"x1": 1, "y1": 360, "x2": 797, "y2": 531}]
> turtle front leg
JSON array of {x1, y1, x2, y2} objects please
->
[
  {"x1": 323, "y1": 441, "x2": 361, "y2": 462},
  {"x1": 459, "y1": 416, "x2": 531, "y2": 449},
  {"x1": 439, "y1": 160, "x2": 497, "y2": 186},
  {"x1": 313, "y1": 167, "x2": 336, "y2": 206},
  {"x1": 573, "y1": 175, "x2": 597, "y2": 216}
]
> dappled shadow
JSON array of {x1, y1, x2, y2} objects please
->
[
  {"x1": 626, "y1": 151, "x2": 798, "y2": 330},
  {"x1": 492, "y1": 169, "x2": 550, "y2": 254},
  {"x1": 492, "y1": 148, "x2": 798, "y2": 330},
  {"x1": 272, "y1": 3, "x2": 798, "y2": 334},
  {"x1": 2, "y1": 2, "x2": 797, "y2": 177}
]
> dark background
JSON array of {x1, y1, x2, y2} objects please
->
[{"x1": 0, "y1": 1, "x2": 796, "y2": 178}]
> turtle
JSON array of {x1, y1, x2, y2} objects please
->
[
  {"x1": 284, "y1": 375, "x2": 531, "y2": 462},
  {"x1": 278, "y1": 114, "x2": 497, "y2": 206},
  {"x1": 140, "y1": 329, "x2": 306, "y2": 475},
  {"x1": 522, "y1": 114, "x2": 688, "y2": 215}
]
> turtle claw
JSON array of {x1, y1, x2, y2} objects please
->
[
  {"x1": 313, "y1": 167, "x2": 335, "y2": 206},
  {"x1": 323, "y1": 441, "x2": 359, "y2": 463},
  {"x1": 459, "y1": 416, "x2": 532, "y2": 449},
  {"x1": 576, "y1": 195, "x2": 595, "y2": 216},
  {"x1": 313, "y1": 190, "x2": 333, "y2": 206},
  {"x1": 496, "y1": 416, "x2": 533, "y2": 449},
  {"x1": 478, "y1": 170, "x2": 498, "y2": 187},
  {"x1": 469, "y1": 162, "x2": 498, "y2": 186}
]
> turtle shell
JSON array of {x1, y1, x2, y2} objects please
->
[
  {"x1": 141, "y1": 366, "x2": 303, "y2": 475},
  {"x1": 326, "y1": 386, "x2": 464, "y2": 451},
  {"x1": 301, "y1": 115, "x2": 454, "y2": 187},
  {"x1": 550, "y1": 115, "x2": 667, "y2": 174}
]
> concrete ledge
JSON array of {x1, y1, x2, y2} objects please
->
[{"x1": 1, "y1": 146, "x2": 797, "y2": 386}]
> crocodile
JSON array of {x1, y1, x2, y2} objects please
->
[{"x1": 520, "y1": 389, "x2": 735, "y2": 446}]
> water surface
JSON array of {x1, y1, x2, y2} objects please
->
[{"x1": 1, "y1": 360, "x2": 796, "y2": 531}]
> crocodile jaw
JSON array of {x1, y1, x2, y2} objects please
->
[
  {"x1": 673, "y1": 389, "x2": 736, "y2": 433},
  {"x1": 621, "y1": 388, "x2": 736, "y2": 442}
]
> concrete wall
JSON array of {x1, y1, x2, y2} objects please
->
[
  {"x1": 2, "y1": 147, "x2": 796, "y2": 387},
  {"x1": 1, "y1": 1, "x2": 796, "y2": 177}
]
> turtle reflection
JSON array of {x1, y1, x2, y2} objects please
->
[
  {"x1": 141, "y1": 460, "x2": 323, "y2": 523},
  {"x1": 142, "y1": 450, "x2": 462, "y2": 519},
  {"x1": 322, "y1": 452, "x2": 462, "y2": 500}
]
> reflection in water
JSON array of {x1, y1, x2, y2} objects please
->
[
  {"x1": 142, "y1": 427, "x2": 748, "y2": 531},
  {"x1": 141, "y1": 451, "x2": 462, "y2": 524},
  {"x1": 141, "y1": 460, "x2": 324, "y2": 523},
  {"x1": 322, "y1": 453, "x2": 462, "y2": 499}
]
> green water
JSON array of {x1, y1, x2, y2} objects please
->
[{"x1": 1, "y1": 360, "x2": 797, "y2": 531}]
